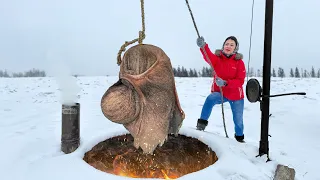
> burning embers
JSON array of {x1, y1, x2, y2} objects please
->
[{"x1": 83, "y1": 134, "x2": 218, "y2": 179}]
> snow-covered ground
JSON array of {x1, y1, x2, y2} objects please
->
[{"x1": 0, "y1": 76, "x2": 319, "y2": 180}]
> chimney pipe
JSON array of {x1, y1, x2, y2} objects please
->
[{"x1": 61, "y1": 103, "x2": 80, "y2": 154}]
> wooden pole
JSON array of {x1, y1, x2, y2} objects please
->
[{"x1": 259, "y1": 0, "x2": 274, "y2": 160}]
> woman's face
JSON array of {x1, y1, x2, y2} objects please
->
[{"x1": 223, "y1": 39, "x2": 236, "y2": 55}]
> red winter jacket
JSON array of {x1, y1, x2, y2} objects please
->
[{"x1": 200, "y1": 43, "x2": 246, "y2": 101}]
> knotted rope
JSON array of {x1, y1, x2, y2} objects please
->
[{"x1": 117, "y1": 0, "x2": 146, "y2": 65}]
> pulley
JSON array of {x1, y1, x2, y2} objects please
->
[
  {"x1": 245, "y1": 78, "x2": 306, "y2": 103},
  {"x1": 246, "y1": 78, "x2": 262, "y2": 103}
]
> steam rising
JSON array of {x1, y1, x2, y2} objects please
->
[
  {"x1": 56, "y1": 74, "x2": 81, "y2": 105},
  {"x1": 46, "y1": 50, "x2": 81, "y2": 105}
]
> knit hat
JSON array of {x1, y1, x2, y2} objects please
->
[{"x1": 223, "y1": 36, "x2": 239, "y2": 53}]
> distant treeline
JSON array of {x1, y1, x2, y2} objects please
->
[
  {"x1": 173, "y1": 66, "x2": 320, "y2": 78},
  {"x1": 0, "y1": 68, "x2": 46, "y2": 77},
  {"x1": 1, "y1": 66, "x2": 320, "y2": 78}
]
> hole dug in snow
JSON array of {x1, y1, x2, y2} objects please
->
[{"x1": 83, "y1": 133, "x2": 218, "y2": 179}]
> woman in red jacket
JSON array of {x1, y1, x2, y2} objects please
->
[{"x1": 196, "y1": 36, "x2": 246, "y2": 142}]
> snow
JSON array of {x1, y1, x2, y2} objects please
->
[{"x1": 0, "y1": 76, "x2": 319, "y2": 180}]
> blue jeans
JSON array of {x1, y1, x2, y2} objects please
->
[{"x1": 200, "y1": 92, "x2": 244, "y2": 136}]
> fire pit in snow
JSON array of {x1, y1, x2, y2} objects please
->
[
  {"x1": 82, "y1": 44, "x2": 219, "y2": 178},
  {"x1": 83, "y1": 133, "x2": 218, "y2": 179}
]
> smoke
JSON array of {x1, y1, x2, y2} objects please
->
[
  {"x1": 45, "y1": 50, "x2": 81, "y2": 106},
  {"x1": 55, "y1": 73, "x2": 81, "y2": 106}
]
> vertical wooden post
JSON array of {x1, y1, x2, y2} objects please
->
[{"x1": 259, "y1": 0, "x2": 274, "y2": 159}]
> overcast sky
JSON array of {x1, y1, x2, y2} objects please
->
[{"x1": 0, "y1": 0, "x2": 319, "y2": 76}]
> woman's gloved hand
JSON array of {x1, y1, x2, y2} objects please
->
[
  {"x1": 216, "y1": 77, "x2": 227, "y2": 87},
  {"x1": 196, "y1": 36, "x2": 206, "y2": 48}
]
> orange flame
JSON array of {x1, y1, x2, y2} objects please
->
[{"x1": 112, "y1": 154, "x2": 180, "y2": 179}]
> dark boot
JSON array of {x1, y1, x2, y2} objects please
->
[
  {"x1": 234, "y1": 134, "x2": 245, "y2": 143},
  {"x1": 196, "y1": 119, "x2": 208, "y2": 131}
]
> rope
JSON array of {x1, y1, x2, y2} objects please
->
[
  {"x1": 185, "y1": 0, "x2": 228, "y2": 138},
  {"x1": 247, "y1": 0, "x2": 255, "y2": 82},
  {"x1": 117, "y1": 0, "x2": 146, "y2": 65}
]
